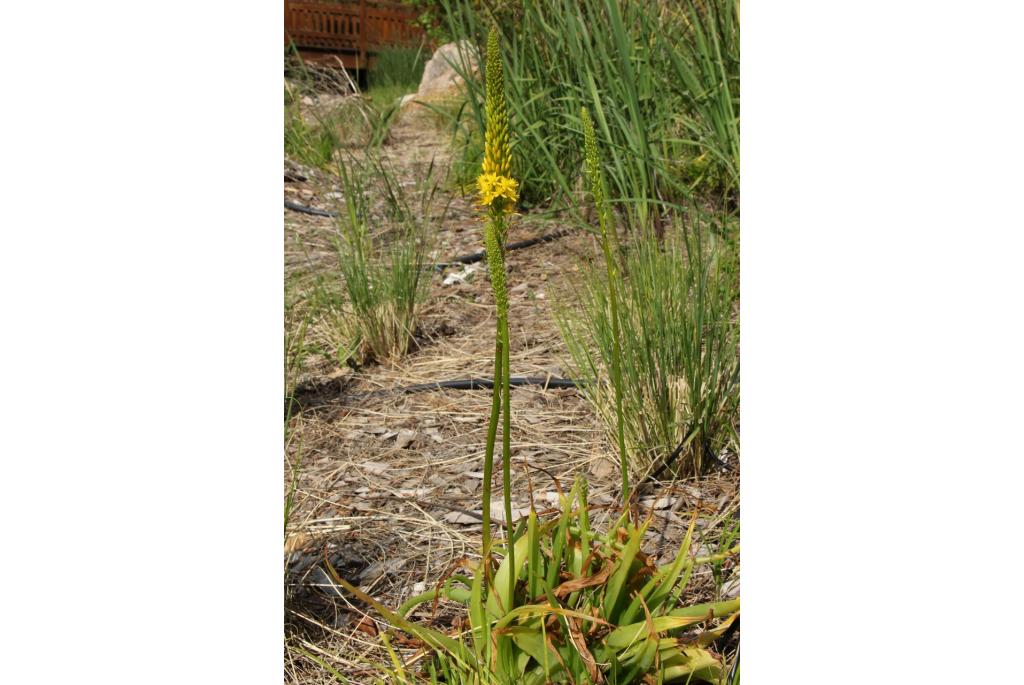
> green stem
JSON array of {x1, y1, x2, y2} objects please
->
[
  {"x1": 483, "y1": 209, "x2": 515, "y2": 609},
  {"x1": 607, "y1": 256, "x2": 628, "y2": 503},
  {"x1": 500, "y1": 306, "x2": 514, "y2": 605},
  {"x1": 596, "y1": 188, "x2": 628, "y2": 503},
  {"x1": 583, "y1": 105, "x2": 629, "y2": 504},
  {"x1": 481, "y1": 337, "x2": 503, "y2": 563}
]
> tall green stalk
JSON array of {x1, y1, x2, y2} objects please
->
[
  {"x1": 499, "y1": 252, "x2": 513, "y2": 600},
  {"x1": 479, "y1": 337, "x2": 501, "y2": 561},
  {"x1": 582, "y1": 106, "x2": 629, "y2": 504},
  {"x1": 478, "y1": 27, "x2": 519, "y2": 613}
]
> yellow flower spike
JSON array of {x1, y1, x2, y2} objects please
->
[
  {"x1": 482, "y1": 27, "x2": 513, "y2": 184},
  {"x1": 477, "y1": 26, "x2": 518, "y2": 608}
]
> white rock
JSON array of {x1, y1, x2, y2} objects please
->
[
  {"x1": 395, "y1": 429, "x2": 417, "y2": 449},
  {"x1": 443, "y1": 263, "x2": 481, "y2": 286},
  {"x1": 360, "y1": 461, "x2": 388, "y2": 476},
  {"x1": 416, "y1": 41, "x2": 479, "y2": 98},
  {"x1": 639, "y1": 496, "x2": 678, "y2": 510},
  {"x1": 443, "y1": 510, "x2": 481, "y2": 525}
]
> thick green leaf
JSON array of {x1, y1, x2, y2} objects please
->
[
  {"x1": 606, "y1": 614, "x2": 710, "y2": 650},
  {"x1": 487, "y1": 530, "x2": 534, "y2": 619},
  {"x1": 621, "y1": 513, "x2": 698, "y2": 625},
  {"x1": 603, "y1": 519, "x2": 648, "y2": 620},
  {"x1": 660, "y1": 646, "x2": 723, "y2": 683},
  {"x1": 505, "y1": 625, "x2": 564, "y2": 679},
  {"x1": 667, "y1": 598, "x2": 740, "y2": 621}
]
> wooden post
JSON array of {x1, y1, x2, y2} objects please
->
[
  {"x1": 283, "y1": 0, "x2": 291, "y2": 48},
  {"x1": 358, "y1": 0, "x2": 367, "y2": 73}
]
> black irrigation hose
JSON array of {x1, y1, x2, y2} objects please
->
[
  {"x1": 284, "y1": 200, "x2": 339, "y2": 218},
  {"x1": 283, "y1": 200, "x2": 572, "y2": 266},
  {"x1": 435, "y1": 229, "x2": 574, "y2": 269},
  {"x1": 346, "y1": 375, "x2": 582, "y2": 400},
  {"x1": 291, "y1": 369, "x2": 729, "y2": 477},
  {"x1": 288, "y1": 375, "x2": 582, "y2": 416},
  {"x1": 646, "y1": 437, "x2": 727, "y2": 483}
]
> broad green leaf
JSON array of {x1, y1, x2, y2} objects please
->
[
  {"x1": 622, "y1": 512, "x2": 698, "y2": 625},
  {"x1": 505, "y1": 625, "x2": 564, "y2": 679},
  {"x1": 660, "y1": 646, "x2": 723, "y2": 683},
  {"x1": 603, "y1": 519, "x2": 648, "y2": 620},
  {"x1": 606, "y1": 615, "x2": 708, "y2": 650},
  {"x1": 666, "y1": 598, "x2": 739, "y2": 621},
  {"x1": 469, "y1": 558, "x2": 488, "y2": 664},
  {"x1": 488, "y1": 531, "x2": 534, "y2": 619}
]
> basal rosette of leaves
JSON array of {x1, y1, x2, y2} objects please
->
[{"x1": 330, "y1": 476, "x2": 739, "y2": 683}]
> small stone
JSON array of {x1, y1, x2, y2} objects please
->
[
  {"x1": 361, "y1": 461, "x2": 388, "y2": 475},
  {"x1": 589, "y1": 457, "x2": 617, "y2": 480},
  {"x1": 395, "y1": 429, "x2": 416, "y2": 449}
]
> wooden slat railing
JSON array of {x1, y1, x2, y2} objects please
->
[{"x1": 284, "y1": 0, "x2": 424, "y2": 57}]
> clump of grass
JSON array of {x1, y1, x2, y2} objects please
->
[
  {"x1": 663, "y1": 0, "x2": 740, "y2": 200},
  {"x1": 436, "y1": 0, "x2": 739, "y2": 223},
  {"x1": 284, "y1": 101, "x2": 340, "y2": 169},
  {"x1": 329, "y1": 153, "x2": 432, "y2": 364},
  {"x1": 285, "y1": 52, "x2": 404, "y2": 162},
  {"x1": 370, "y1": 44, "x2": 428, "y2": 90},
  {"x1": 557, "y1": 220, "x2": 740, "y2": 479}
]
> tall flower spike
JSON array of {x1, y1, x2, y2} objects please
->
[
  {"x1": 483, "y1": 27, "x2": 512, "y2": 181},
  {"x1": 581, "y1": 107, "x2": 621, "y2": 260},
  {"x1": 581, "y1": 108, "x2": 605, "y2": 218},
  {"x1": 582, "y1": 106, "x2": 629, "y2": 504}
]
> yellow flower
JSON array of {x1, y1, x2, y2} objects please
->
[{"x1": 477, "y1": 172, "x2": 518, "y2": 209}]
